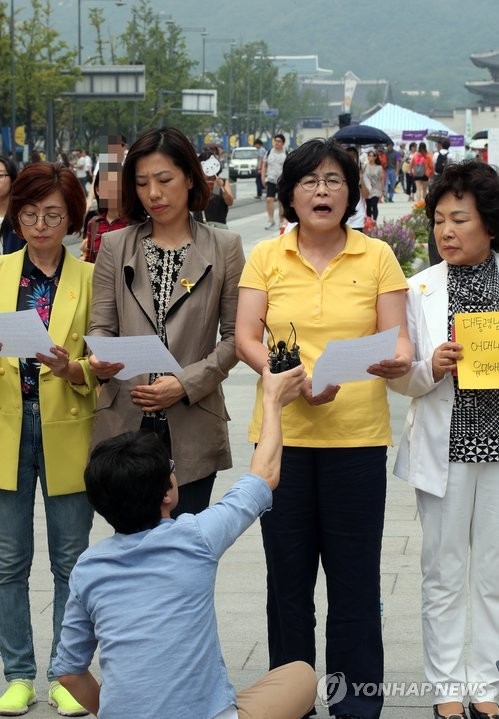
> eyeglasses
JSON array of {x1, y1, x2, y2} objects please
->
[
  {"x1": 169, "y1": 459, "x2": 176, "y2": 474},
  {"x1": 0, "y1": 173, "x2": 10, "y2": 179},
  {"x1": 298, "y1": 174, "x2": 346, "y2": 192},
  {"x1": 19, "y1": 211, "x2": 67, "y2": 228}
]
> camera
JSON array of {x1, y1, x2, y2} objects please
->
[{"x1": 261, "y1": 320, "x2": 301, "y2": 374}]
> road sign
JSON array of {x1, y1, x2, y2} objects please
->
[{"x1": 264, "y1": 108, "x2": 279, "y2": 117}]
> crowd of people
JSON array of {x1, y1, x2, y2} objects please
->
[{"x1": 0, "y1": 128, "x2": 498, "y2": 719}]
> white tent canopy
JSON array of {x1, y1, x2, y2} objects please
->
[{"x1": 361, "y1": 103, "x2": 453, "y2": 145}]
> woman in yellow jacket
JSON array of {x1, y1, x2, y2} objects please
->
[{"x1": 0, "y1": 163, "x2": 97, "y2": 717}]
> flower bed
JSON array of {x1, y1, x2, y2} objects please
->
[{"x1": 365, "y1": 201, "x2": 430, "y2": 276}]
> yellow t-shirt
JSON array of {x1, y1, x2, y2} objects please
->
[{"x1": 239, "y1": 226, "x2": 408, "y2": 447}]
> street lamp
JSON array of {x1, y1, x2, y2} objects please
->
[
  {"x1": 227, "y1": 41, "x2": 237, "y2": 140},
  {"x1": 77, "y1": 0, "x2": 126, "y2": 65}
]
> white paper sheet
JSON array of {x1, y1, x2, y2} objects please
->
[
  {"x1": 0, "y1": 309, "x2": 54, "y2": 358},
  {"x1": 312, "y1": 326, "x2": 399, "y2": 395},
  {"x1": 84, "y1": 334, "x2": 183, "y2": 381}
]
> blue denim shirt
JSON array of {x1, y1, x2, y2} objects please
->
[{"x1": 52, "y1": 473, "x2": 272, "y2": 719}]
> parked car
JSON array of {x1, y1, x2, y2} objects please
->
[{"x1": 228, "y1": 146, "x2": 259, "y2": 180}]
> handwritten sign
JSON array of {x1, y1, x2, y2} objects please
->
[{"x1": 454, "y1": 312, "x2": 499, "y2": 389}]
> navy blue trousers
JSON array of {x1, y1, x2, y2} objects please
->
[{"x1": 260, "y1": 445, "x2": 387, "y2": 719}]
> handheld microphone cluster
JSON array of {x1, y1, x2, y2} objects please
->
[{"x1": 261, "y1": 320, "x2": 301, "y2": 374}]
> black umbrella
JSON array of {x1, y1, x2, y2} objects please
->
[
  {"x1": 332, "y1": 124, "x2": 393, "y2": 146},
  {"x1": 472, "y1": 129, "x2": 488, "y2": 140}
]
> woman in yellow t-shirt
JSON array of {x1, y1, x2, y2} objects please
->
[{"x1": 236, "y1": 138, "x2": 412, "y2": 719}]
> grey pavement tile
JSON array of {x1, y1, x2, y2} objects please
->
[
  {"x1": 404, "y1": 536, "x2": 423, "y2": 556},
  {"x1": 384, "y1": 504, "x2": 419, "y2": 521},
  {"x1": 381, "y1": 536, "x2": 410, "y2": 555},
  {"x1": 392, "y1": 573, "x2": 426, "y2": 594},
  {"x1": 381, "y1": 573, "x2": 398, "y2": 596}
]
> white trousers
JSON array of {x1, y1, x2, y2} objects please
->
[{"x1": 417, "y1": 462, "x2": 499, "y2": 704}]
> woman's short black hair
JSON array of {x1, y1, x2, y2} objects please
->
[
  {"x1": 122, "y1": 127, "x2": 210, "y2": 222},
  {"x1": 425, "y1": 159, "x2": 499, "y2": 251},
  {"x1": 277, "y1": 138, "x2": 360, "y2": 226},
  {"x1": 0, "y1": 155, "x2": 18, "y2": 183}
]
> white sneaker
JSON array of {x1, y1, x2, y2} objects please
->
[{"x1": 265, "y1": 220, "x2": 276, "y2": 230}]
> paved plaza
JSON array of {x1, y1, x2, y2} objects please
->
[{"x1": 23, "y1": 191, "x2": 437, "y2": 717}]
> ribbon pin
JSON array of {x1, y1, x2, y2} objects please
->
[
  {"x1": 419, "y1": 283, "x2": 428, "y2": 295},
  {"x1": 181, "y1": 278, "x2": 195, "y2": 293},
  {"x1": 272, "y1": 266, "x2": 284, "y2": 282}
]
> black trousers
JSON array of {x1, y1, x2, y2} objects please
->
[
  {"x1": 140, "y1": 414, "x2": 215, "y2": 517},
  {"x1": 260, "y1": 445, "x2": 387, "y2": 719},
  {"x1": 365, "y1": 196, "x2": 379, "y2": 221}
]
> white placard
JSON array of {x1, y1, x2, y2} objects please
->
[
  {"x1": 0, "y1": 309, "x2": 53, "y2": 358},
  {"x1": 312, "y1": 326, "x2": 399, "y2": 395},
  {"x1": 84, "y1": 335, "x2": 182, "y2": 381}
]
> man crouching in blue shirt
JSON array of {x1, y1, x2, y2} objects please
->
[{"x1": 52, "y1": 364, "x2": 316, "y2": 719}]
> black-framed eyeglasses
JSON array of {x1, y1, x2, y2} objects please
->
[
  {"x1": 298, "y1": 174, "x2": 346, "y2": 192},
  {"x1": 19, "y1": 211, "x2": 67, "y2": 228},
  {"x1": 169, "y1": 459, "x2": 176, "y2": 474}
]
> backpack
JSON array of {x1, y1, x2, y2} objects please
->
[
  {"x1": 435, "y1": 151, "x2": 448, "y2": 175},
  {"x1": 412, "y1": 154, "x2": 426, "y2": 179}
]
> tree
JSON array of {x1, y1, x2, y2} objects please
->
[
  {"x1": 0, "y1": 1, "x2": 13, "y2": 135},
  {"x1": 209, "y1": 41, "x2": 323, "y2": 140},
  {"x1": 14, "y1": 0, "x2": 80, "y2": 153},
  {"x1": 75, "y1": 0, "x2": 206, "y2": 147}
]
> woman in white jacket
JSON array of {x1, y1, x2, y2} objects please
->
[{"x1": 390, "y1": 160, "x2": 499, "y2": 719}]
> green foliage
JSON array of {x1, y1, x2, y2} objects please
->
[
  {"x1": 208, "y1": 41, "x2": 324, "y2": 138},
  {"x1": 14, "y1": 0, "x2": 79, "y2": 151},
  {"x1": 77, "y1": 0, "x2": 206, "y2": 147},
  {"x1": 0, "y1": 1, "x2": 13, "y2": 129},
  {"x1": 402, "y1": 201, "x2": 431, "y2": 245}
]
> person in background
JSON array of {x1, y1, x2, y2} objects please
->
[
  {"x1": 193, "y1": 150, "x2": 234, "y2": 229},
  {"x1": 254, "y1": 138, "x2": 267, "y2": 199},
  {"x1": 390, "y1": 160, "x2": 499, "y2": 719},
  {"x1": 80, "y1": 161, "x2": 129, "y2": 263},
  {"x1": 88, "y1": 126, "x2": 245, "y2": 518},
  {"x1": 75, "y1": 149, "x2": 91, "y2": 196},
  {"x1": 396, "y1": 142, "x2": 406, "y2": 193},
  {"x1": 236, "y1": 138, "x2": 412, "y2": 719},
  {"x1": 433, "y1": 139, "x2": 451, "y2": 181},
  {"x1": 464, "y1": 144, "x2": 476, "y2": 160},
  {"x1": 410, "y1": 142, "x2": 433, "y2": 202},
  {"x1": 345, "y1": 146, "x2": 367, "y2": 231},
  {"x1": 0, "y1": 155, "x2": 25, "y2": 254},
  {"x1": 364, "y1": 149, "x2": 384, "y2": 221},
  {"x1": 0, "y1": 162, "x2": 97, "y2": 717},
  {"x1": 262, "y1": 133, "x2": 287, "y2": 230},
  {"x1": 383, "y1": 141, "x2": 399, "y2": 202},
  {"x1": 404, "y1": 142, "x2": 417, "y2": 203},
  {"x1": 85, "y1": 134, "x2": 128, "y2": 213}
]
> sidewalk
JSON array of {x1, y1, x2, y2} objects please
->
[{"x1": 25, "y1": 191, "x2": 433, "y2": 718}]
